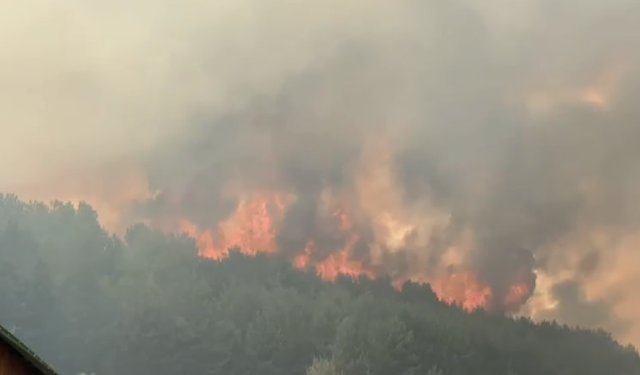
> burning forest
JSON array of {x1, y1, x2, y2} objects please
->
[
  {"x1": 140, "y1": 134, "x2": 534, "y2": 314},
  {"x1": 2, "y1": 0, "x2": 640, "y2": 348}
]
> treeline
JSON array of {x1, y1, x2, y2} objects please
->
[{"x1": 0, "y1": 193, "x2": 638, "y2": 375}]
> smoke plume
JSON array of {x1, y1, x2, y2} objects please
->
[{"x1": 2, "y1": 0, "x2": 640, "y2": 345}]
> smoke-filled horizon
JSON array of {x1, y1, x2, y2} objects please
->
[{"x1": 2, "y1": 0, "x2": 640, "y2": 346}]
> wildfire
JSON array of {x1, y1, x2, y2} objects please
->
[
  {"x1": 178, "y1": 191, "x2": 290, "y2": 259},
  {"x1": 156, "y1": 136, "x2": 533, "y2": 313},
  {"x1": 431, "y1": 271, "x2": 492, "y2": 311},
  {"x1": 7, "y1": 142, "x2": 531, "y2": 313},
  {"x1": 291, "y1": 207, "x2": 371, "y2": 280},
  {"x1": 175, "y1": 188, "x2": 517, "y2": 312},
  {"x1": 504, "y1": 283, "x2": 530, "y2": 307}
]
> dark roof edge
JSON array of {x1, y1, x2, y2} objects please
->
[{"x1": 0, "y1": 324, "x2": 58, "y2": 375}]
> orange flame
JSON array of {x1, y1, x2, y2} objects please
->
[
  {"x1": 504, "y1": 283, "x2": 530, "y2": 307},
  {"x1": 165, "y1": 135, "x2": 524, "y2": 312},
  {"x1": 431, "y1": 271, "x2": 492, "y2": 311},
  {"x1": 11, "y1": 142, "x2": 526, "y2": 313},
  {"x1": 176, "y1": 189, "x2": 505, "y2": 311},
  {"x1": 178, "y1": 191, "x2": 289, "y2": 259}
]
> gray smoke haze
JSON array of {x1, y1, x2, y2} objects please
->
[{"x1": 2, "y1": 0, "x2": 640, "y2": 345}]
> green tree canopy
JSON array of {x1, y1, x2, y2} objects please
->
[{"x1": 0, "y1": 194, "x2": 638, "y2": 375}]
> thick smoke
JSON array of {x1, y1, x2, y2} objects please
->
[{"x1": 2, "y1": 0, "x2": 640, "y2": 345}]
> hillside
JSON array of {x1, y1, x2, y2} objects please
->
[{"x1": 0, "y1": 194, "x2": 638, "y2": 375}]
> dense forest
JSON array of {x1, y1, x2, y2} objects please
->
[{"x1": 0, "y1": 193, "x2": 638, "y2": 375}]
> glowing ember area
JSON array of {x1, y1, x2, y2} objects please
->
[
  {"x1": 504, "y1": 284, "x2": 530, "y2": 307},
  {"x1": 178, "y1": 192, "x2": 290, "y2": 259},
  {"x1": 431, "y1": 271, "x2": 493, "y2": 311},
  {"x1": 294, "y1": 246, "x2": 372, "y2": 281},
  {"x1": 177, "y1": 190, "x2": 506, "y2": 312},
  {"x1": 293, "y1": 236, "x2": 372, "y2": 281}
]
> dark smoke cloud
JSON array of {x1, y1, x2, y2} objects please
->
[
  {"x1": 140, "y1": 0, "x2": 640, "y2": 328},
  {"x1": 3, "y1": 0, "x2": 640, "y2": 345}
]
